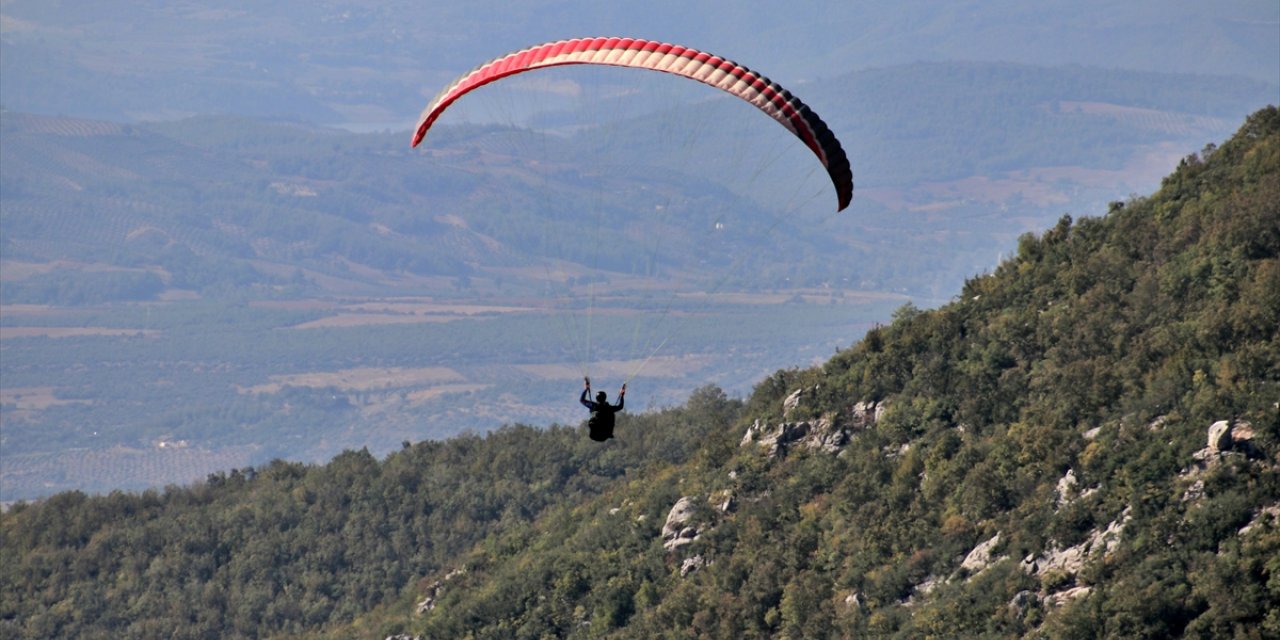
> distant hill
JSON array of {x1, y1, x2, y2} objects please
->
[
  {"x1": 3, "y1": 61, "x2": 1271, "y2": 299},
  {"x1": 3, "y1": 108, "x2": 1275, "y2": 639}
]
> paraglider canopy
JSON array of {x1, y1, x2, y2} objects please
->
[{"x1": 412, "y1": 36, "x2": 853, "y2": 211}]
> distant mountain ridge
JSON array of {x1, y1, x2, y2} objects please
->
[{"x1": 3, "y1": 61, "x2": 1271, "y2": 300}]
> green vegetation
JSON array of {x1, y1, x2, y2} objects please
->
[{"x1": 3, "y1": 108, "x2": 1277, "y2": 638}]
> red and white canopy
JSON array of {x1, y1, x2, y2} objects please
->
[{"x1": 412, "y1": 37, "x2": 853, "y2": 211}]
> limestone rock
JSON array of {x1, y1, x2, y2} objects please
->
[
  {"x1": 843, "y1": 592, "x2": 864, "y2": 609},
  {"x1": 1191, "y1": 419, "x2": 1258, "y2": 466},
  {"x1": 1056, "y1": 469, "x2": 1079, "y2": 508},
  {"x1": 1055, "y1": 468, "x2": 1097, "y2": 508},
  {"x1": 1045, "y1": 585, "x2": 1092, "y2": 607},
  {"x1": 1239, "y1": 504, "x2": 1280, "y2": 536},
  {"x1": 740, "y1": 417, "x2": 849, "y2": 457},
  {"x1": 1022, "y1": 508, "x2": 1130, "y2": 577},
  {"x1": 1207, "y1": 420, "x2": 1233, "y2": 452},
  {"x1": 1181, "y1": 478, "x2": 1206, "y2": 503},
  {"x1": 679, "y1": 555, "x2": 706, "y2": 577},
  {"x1": 662, "y1": 497, "x2": 701, "y2": 551},
  {"x1": 782, "y1": 387, "x2": 809, "y2": 420},
  {"x1": 903, "y1": 575, "x2": 945, "y2": 606},
  {"x1": 416, "y1": 567, "x2": 467, "y2": 615},
  {"x1": 850, "y1": 400, "x2": 884, "y2": 430},
  {"x1": 914, "y1": 575, "x2": 944, "y2": 597},
  {"x1": 961, "y1": 533, "x2": 1006, "y2": 574},
  {"x1": 804, "y1": 417, "x2": 850, "y2": 453},
  {"x1": 710, "y1": 489, "x2": 734, "y2": 513},
  {"x1": 1232, "y1": 420, "x2": 1256, "y2": 442},
  {"x1": 1008, "y1": 590, "x2": 1038, "y2": 614}
]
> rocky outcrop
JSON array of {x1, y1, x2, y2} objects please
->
[
  {"x1": 416, "y1": 567, "x2": 466, "y2": 615},
  {"x1": 740, "y1": 416, "x2": 851, "y2": 456},
  {"x1": 680, "y1": 555, "x2": 706, "y2": 577},
  {"x1": 741, "y1": 419, "x2": 806, "y2": 454},
  {"x1": 843, "y1": 592, "x2": 864, "y2": 610},
  {"x1": 909, "y1": 575, "x2": 945, "y2": 603},
  {"x1": 961, "y1": 533, "x2": 1007, "y2": 574},
  {"x1": 1239, "y1": 503, "x2": 1279, "y2": 536},
  {"x1": 1207, "y1": 420, "x2": 1233, "y2": 451},
  {"x1": 1008, "y1": 589, "x2": 1039, "y2": 614},
  {"x1": 1022, "y1": 507, "x2": 1131, "y2": 578},
  {"x1": 662, "y1": 496, "x2": 701, "y2": 552},
  {"x1": 849, "y1": 400, "x2": 886, "y2": 430},
  {"x1": 893, "y1": 532, "x2": 1012, "y2": 606},
  {"x1": 1184, "y1": 420, "x2": 1261, "y2": 491},
  {"x1": 782, "y1": 387, "x2": 810, "y2": 420},
  {"x1": 1191, "y1": 419, "x2": 1257, "y2": 464},
  {"x1": 1232, "y1": 420, "x2": 1257, "y2": 443},
  {"x1": 1055, "y1": 468, "x2": 1097, "y2": 508},
  {"x1": 1008, "y1": 508, "x2": 1129, "y2": 611},
  {"x1": 710, "y1": 489, "x2": 734, "y2": 514},
  {"x1": 741, "y1": 391, "x2": 886, "y2": 458},
  {"x1": 1044, "y1": 585, "x2": 1092, "y2": 607},
  {"x1": 1055, "y1": 469, "x2": 1079, "y2": 508}
]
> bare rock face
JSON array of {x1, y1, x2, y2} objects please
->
[
  {"x1": 1207, "y1": 420, "x2": 1233, "y2": 452},
  {"x1": 741, "y1": 391, "x2": 888, "y2": 458},
  {"x1": 416, "y1": 567, "x2": 466, "y2": 615},
  {"x1": 912, "y1": 575, "x2": 945, "y2": 600},
  {"x1": 843, "y1": 592, "x2": 864, "y2": 609},
  {"x1": 1232, "y1": 421, "x2": 1256, "y2": 442},
  {"x1": 782, "y1": 387, "x2": 809, "y2": 420},
  {"x1": 1008, "y1": 590, "x2": 1038, "y2": 614},
  {"x1": 1045, "y1": 585, "x2": 1092, "y2": 607},
  {"x1": 662, "y1": 497, "x2": 701, "y2": 551},
  {"x1": 710, "y1": 489, "x2": 735, "y2": 513},
  {"x1": 740, "y1": 416, "x2": 850, "y2": 457},
  {"x1": 1056, "y1": 469, "x2": 1080, "y2": 508},
  {"x1": 961, "y1": 533, "x2": 1006, "y2": 574},
  {"x1": 741, "y1": 419, "x2": 809, "y2": 456},
  {"x1": 849, "y1": 400, "x2": 884, "y2": 430},
  {"x1": 679, "y1": 555, "x2": 706, "y2": 577},
  {"x1": 1055, "y1": 468, "x2": 1098, "y2": 508},
  {"x1": 804, "y1": 417, "x2": 851, "y2": 453},
  {"x1": 1022, "y1": 507, "x2": 1131, "y2": 577},
  {"x1": 1191, "y1": 419, "x2": 1259, "y2": 466},
  {"x1": 1239, "y1": 504, "x2": 1280, "y2": 536}
]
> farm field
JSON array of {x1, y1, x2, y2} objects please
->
[{"x1": 0, "y1": 289, "x2": 900, "y2": 500}]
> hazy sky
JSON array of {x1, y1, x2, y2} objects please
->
[{"x1": 1, "y1": 0, "x2": 1275, "y2": 124}]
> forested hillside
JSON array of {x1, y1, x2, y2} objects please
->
[{"x1": 2, "y1": 108, "x2": 1277, "y2": 638}]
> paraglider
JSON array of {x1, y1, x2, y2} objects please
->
[
  {"x1": 411, "y1": 36, "x2": 853, "y2": 211},
  {"x1": 412, "y1": 38, "x2": 856, "y2": 438},
  {"x1": 580, "y1": 377, "x2": 625, "y2": 442}
]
